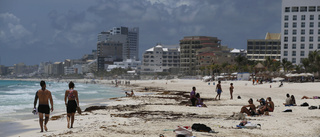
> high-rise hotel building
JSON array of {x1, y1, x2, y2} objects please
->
[{"x1": 281, "y1": 0, "x2": 320, "y2": 64}]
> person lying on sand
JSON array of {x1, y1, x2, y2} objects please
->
[{"x1": 301, "y1": 96, "x2": 320, "y2": 99}]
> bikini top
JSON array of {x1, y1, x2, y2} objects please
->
[{"x1": 68, "y1": 89, "x2": 75, "y2": 99}]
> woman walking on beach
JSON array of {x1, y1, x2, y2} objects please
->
[
  {"x1": 215, "y1": 81, "x2": 222, "y2": 100},
  {"x1": 64, "y1": 81, "x2": 79, "y2": 128},
  {"x1": 229, "y1": 83, "x2": 234, "y2": 99}
]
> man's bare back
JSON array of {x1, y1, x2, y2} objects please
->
[{"x1": 37, "y1": 89, "x2": 52, "y2": 105}]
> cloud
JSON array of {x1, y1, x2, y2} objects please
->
[{"x1": 0, "y1": 13, "x2": 33, "y2": 49}]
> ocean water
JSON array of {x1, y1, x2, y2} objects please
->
[{"x1": 0, "y1": 80, "x2": 125, "y2": 122}]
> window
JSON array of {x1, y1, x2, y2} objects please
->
[
  {"x1": 310, "y1": 29, "x2": 314, "y2": 35},
  {"x1": 292, "y1": 51, "x2": 296, "y2": 56},
  {"x1": 285, "y1": 7, "x2": 290, "y2": 12},
  {"x1": 292, "y1": 29, "x2": 297, "y2": 35},
  {"x1": 284, "y1": 15, "x2": 289, "y2": 21},
  {"x1": 293, "y1": 22, "x2": 297, "y2": 28},
  {"x1": 284, "y1": 44, "x2": 288, "y2": 49},
  {"x1": 310, "y1": 22, "x2": 314, "y2": 27},
  {"x1": 292, "y1": 58, "x2": 296, "y2": 63},
  {"x1": 292, "y1": 37, "x2": 296, "y2": 42},
  {"x1": 301, "y1": 29, "x2": 305, "y2": 35},
  {"x1": 318, "y1": 22, "x2": 320, "y2": 27},
  {"x1": 284, "y1": 51, "x2": 288, "y2": 56},
  {"x1": 301, "y1": 15, "x2": 305, "y2": 20},
  {"x1": 300, "y1": 6, "x2": 307, "y2": 12},
  {"x1": 301, "y1": 22, "x2": 305, "y2": 28},
  {"x1": 318, "y1": 6, "x2": 320, "y2": 11},
  {"x1": 284, "y1": 22, "x2": 288, "y2": 28},
  {"x1": 301, "y1": 44, "x2": 305, "y2": 49},
  {"x1": 284, "y1": 30, "x2": 288, "y2": 35},
  {"x1": 309, "y1": 44, "x2": 313, "y2": 49},
  {"x1": 309, "y1": 36, "x2": 313, "y2": 42},
  {"x1": 309, "y1": 6, "x2": 316, "y2": 12},
  {"x1": 292, "y1": 7, "x2": 299, "y2": 12},
  {"x1": 319, "y1": 15, "x2": 320, "y2": 20},
  {"x1": 300, "y1": 51, "x2": 305, "y2": 56},
  {"x1": 318, "y1": 44, "x2": 320, "y2": 49},
  {"x1": 301, "y1": 36, "x2": 305, "y2": 42},
  {"x1": 318, "y1": 36, "x2": 320, "y2": 42},
  {"x1": 284, "y1": 37, "x2": 288, "y2": 42},
  {"x1": 310, "y1": 15, "x2": 314, "y2": 20},
  {"x1": 319, "y1": 29, "x2": 320, "y2": 34},
  {"x1": 293, "y1": 15, "x2": 297, "y2": 20},
  {"x1": 292, "y1": 44, "x2": 296, "y2": 49}
]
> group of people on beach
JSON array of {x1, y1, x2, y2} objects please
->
[
  {"x1": 190, "y1": 87, "x2": 207, "y2": 107},
  {"x1": 240, "y1": 97, "x2": 274, "y2": 116},
  {"x1": 33, "y1": 81, "x2": 80, "y2": 132}
]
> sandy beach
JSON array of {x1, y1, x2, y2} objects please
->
[{"x1": 5, "y1": 79, "x2": 320, "y2": 137}]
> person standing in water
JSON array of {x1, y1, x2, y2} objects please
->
[
  {"x1": 215, "y1": 81, "x2": 223, "y2": 100},
  {"x1": 33, "y1": 81, "x2": 54, "y2": 132},
  {"x1": 64, "y1": 81, "x2": 79, "y2": 128},
  {"x1": 230, "y1": 83, "x2": 234, "y2": 99}
]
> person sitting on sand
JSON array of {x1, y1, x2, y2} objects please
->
[
  {"x1": 256, "y1": 98, "x2": 266, "y2": 115},
  {"x1": 125, "y1": 90, "x2": 135, "y2": 97},
  {"x1": 301, "y1": 96, "x2": 320, "y2": 99},
  {"x1": 283, "y1": 93, "x2": 292, "y2": 106},
  {"x1": 240, "y1": 98, "x2": 257, "y2": 116},
  {"x1": 290, "y1": 95, "x2": 296, "y2": 106},
  {"x1": 264, "y1": 97, "x2": 274, "y2": 115},
  {"x1": 190, "y1": 87, "x2": 197, "y2": 106},
  {"x1": 195, "y1": 93, "x2": 207, "y2": 107}
]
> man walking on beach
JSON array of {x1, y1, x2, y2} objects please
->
[{"x1": 34, "y1": 81, "x2": 54, "y2": 132}]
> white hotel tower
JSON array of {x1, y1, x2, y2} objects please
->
[{"x1": 281, "y1": 0, "x2": 320, "y2": 64}]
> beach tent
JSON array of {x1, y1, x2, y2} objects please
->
[{"x1": 272, "y1": 77, "x2": 285, "y2": 82}]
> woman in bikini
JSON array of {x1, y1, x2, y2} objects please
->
[{"x1": 64, "y1": 81, "x2": 79, "y2": 128}]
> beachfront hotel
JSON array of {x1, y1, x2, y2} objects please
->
[
  {"x1": 179, "y1": 36, "x2": 221, "y2": 75},
  {"x1": 247, "y1": 32, "x2": 281, "y2": 61},
  {"x1": 281, "y1": 0, "x2": 320, "y2": 64},
  {"x1": 140, "y1": 44, "x2": 180, "y2": 74}
]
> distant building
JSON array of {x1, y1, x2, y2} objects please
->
[
  {"x1": 13, "y1": 63, "x2": 26, "y2": 74},
  {"x1": 281, "y1": 0, "x2": 320, "y2": 64},
  {"x1": 140, "y1": 44, "x2": 180, "y2": 74},
  {"x1": 97, "y1": 41, "x2": 123, "y2": 71},
  {"x1": 230, "y1": 48, "x2": 247, "y2": 57},
  {"x1": 97, "y1": 26, "x2": 139, "y2": 61},
  {"x1": 0, "y1": 65, "x2": 8, "y2": 75},
  {"x1": 52, "y1": 62, "x2": 64, "y2": 76},
  {"x1": 64, "y1": 64, "x2": 82, "y2": 75},
  {"x1": 247, "y1": 32, "x2": 281, "y2": 61},
  {"x1": 179, "y1": 36, "x2": 221, "y2": 75}
]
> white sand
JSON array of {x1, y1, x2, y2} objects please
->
[{"x1": 8, "y1": 79, "x2": 320, "y2": 137}]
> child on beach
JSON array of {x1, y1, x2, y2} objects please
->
[
  {"x1": 195, "y1": 93, "x2": 207, "y2": 107},
  {"x1": 215, "y1": 81, "x2": 222, "y2": 100},
  {"x1": 190, "y1": 87, "x2": 197, "y2": 106},
  {"x1": 230, "y1": 83, "x2": 234, "y2": 99}
]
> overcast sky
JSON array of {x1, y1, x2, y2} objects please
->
[{"x1": 0, "y1": 0, "x2": 281, "y2": 66}]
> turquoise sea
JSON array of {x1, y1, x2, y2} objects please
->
[{"x1": 0, "y1": 80, "x2": 125, "y2": 122}]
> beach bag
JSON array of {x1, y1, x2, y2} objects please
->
[
  {"x1": 308, "y1": 106, "x2": 318, "y2": 110},
  {"x1": 300, "y1": 102, "x2": 309, "y2": 107},
  {"x1": 191, "y1": 123, "x2": 212, "y2": 132}
]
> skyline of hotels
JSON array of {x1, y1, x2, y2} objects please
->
[{"x1": 1, "y1": 0, "x2": 320, "y2": 76}]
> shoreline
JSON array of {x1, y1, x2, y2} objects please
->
[{"x1": 5, "y1": 79, "x2": 320, "y2": 137}]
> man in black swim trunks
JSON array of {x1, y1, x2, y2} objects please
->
[{"x1": 34, "y1": 81, "x2": 54, "y2": 132}]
